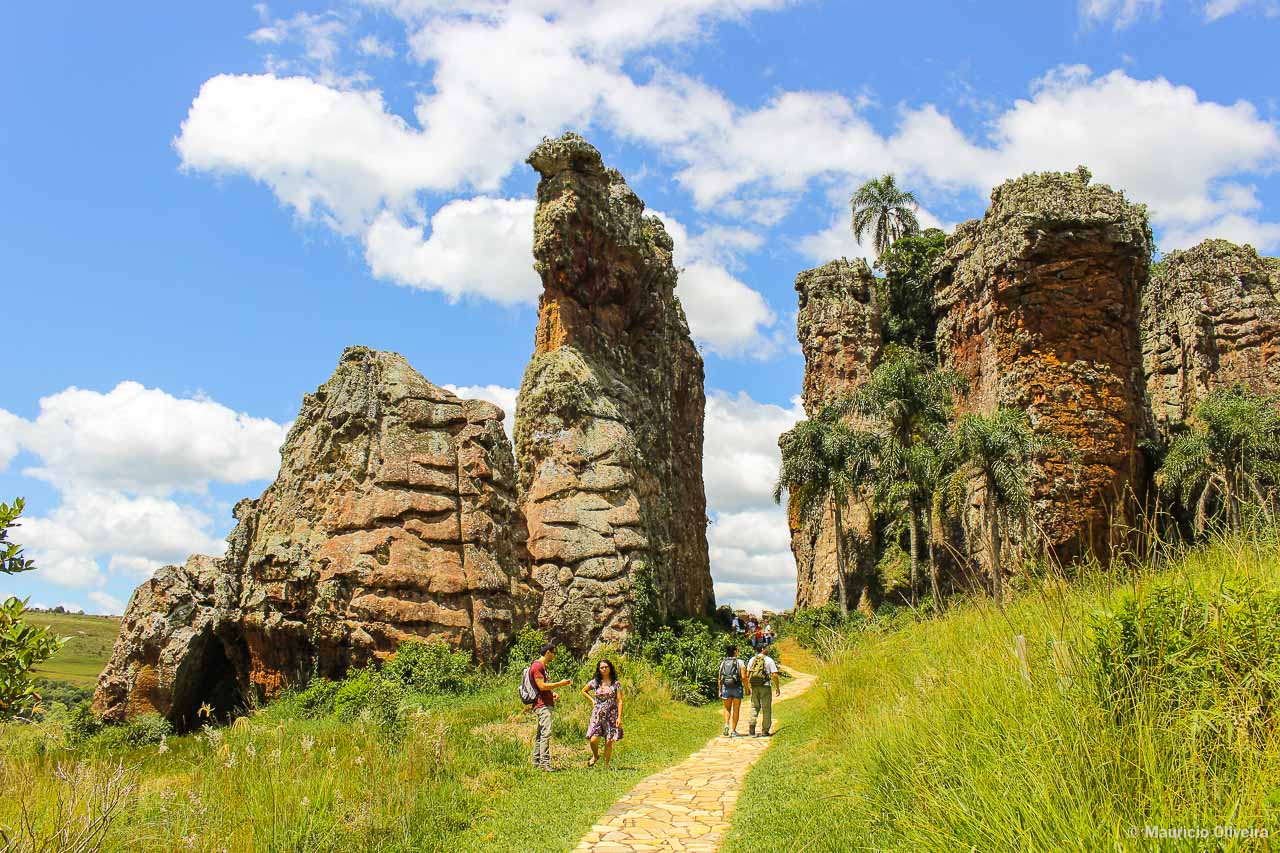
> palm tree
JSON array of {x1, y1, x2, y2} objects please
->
[
  {"x1": 1157, "y1": 384, "x2": 1280, "y2": 533},
  {"x1": 850, "y1": 175, "x2": 921, "y2": 258},
  {"x1": 942, "y1": 409, "x2": 1064, "y2": 602},
  {"x1": 833, "y1": 346, "x2": 963, "y2": 605},
  {"x1": 775, "y1": 409, "x2": 879, "y2": 615},
  {"x1": 875, "y1": 438, "x2": 953, "y2": 606}
]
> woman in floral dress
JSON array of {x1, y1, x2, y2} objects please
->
[{"x1": 581, "y1": 659, "x2": 624, "y2": 768}]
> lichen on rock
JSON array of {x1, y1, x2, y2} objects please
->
[
  {"x1": 94, "y1": 346, "x2": 535, "y2": 726},
  {"x1": 515, "y1": 132, "x2": 714, "y2": 653}
]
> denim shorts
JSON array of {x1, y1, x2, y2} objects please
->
[{"x1": 720, "y1": 685, "x2": 743, "y2": 700}]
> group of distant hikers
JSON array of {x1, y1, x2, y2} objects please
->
[{"x1": 518, "y1": 615, "x2": 781, "y2": 771}]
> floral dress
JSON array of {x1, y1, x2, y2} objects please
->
[{"x1": 586, "y1": 679, "x2": 622, "y2": 742}]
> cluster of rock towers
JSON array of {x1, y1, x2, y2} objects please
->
[
  {"x1": 789, "y1": 168, "x2": 1280, "y2": 609},
  {"x1": 94, "y1": 134, "x2": 714, "y2": 725},
  {"x1": 96, "y1": 136, "x2": 1280, "y2": 725}
]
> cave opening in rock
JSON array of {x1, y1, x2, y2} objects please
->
[{"x1": 169, "y1": 628, "x2": 247, "y2": 732}]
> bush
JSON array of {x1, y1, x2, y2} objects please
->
[
  {"x1": 292, "y1": 678, "x2": 340, "y2": 719},
  {"x1": 1087, "y1": 579, "x2": 1280, "y2": 759},
  {"x1": 29, "y1": 678, "x2": 93, "y2": 719},
  {"x1": 334, "y1": 668, "x2": 407, "y2": 734},
  {"x1": 506, "y1": 626, "x2": 575, "y2": 682},
  {"x1": 385, "y1": 640, "x2": 477, "y2": 695},
  {"x1": 631, "y1": 619, "x2": 730, "y2": 704},
  {"x1": 782, "y1": 604, "x2": 846, "y2": 649},
  {"x1": 63, "y1": 701, "x2": 103, "y2": 745},
  {"x1": 93, "y1": 714, "x2": 172, "y2": 749}
]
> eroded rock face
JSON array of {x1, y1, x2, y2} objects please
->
[
  {"x1": 1142, "y1": 239, "x2": 1280, "y2": 441},
  {"x1": 934, "y1": 169, "x2": 1152, "y2": 567},
  {"x1": 94, "y1": 347, "x2": 535, "y2": 725},
  {"x1": 785, "y1": 259, "x2": 882, "y2": 609},
  {"x1": 515, "y1": 133, "x2": 714, "y2": 653}
]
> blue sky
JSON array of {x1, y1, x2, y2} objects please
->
[{"x1": 2, "y1": 0, "x2": 1278, "y2": 615}]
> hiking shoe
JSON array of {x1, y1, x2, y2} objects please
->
[
  {"x1": 722, "y1": 725, "x2": 730, "y2": 737},
  {"x1": 541, "y1": 766, "x2": 558, "y2": 773}
]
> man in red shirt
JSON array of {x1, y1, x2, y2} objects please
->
[{"x1": 530, "y1": 642, "x2": 572, "y2": 771}]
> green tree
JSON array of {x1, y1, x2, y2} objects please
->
[
  {"x1": 1, "y1": 498, "x2": 65, "y2": 720},
  {"x1": 942, "y1": 410, "x2": 1063, "y2": 602},
  {"x1": 850, "y1": 174, "x2": 921, "y2": 259},
  {"x1": 875, "y1": 228, "x2": 947, "y2": 354},
  {"x1": 775, "y1": 410, "x2": 879, "y2": 615},
  {"x1": 837, "y1": 346, "x2": 963, "y2": 605},
  {"x1": 1156, "y1": 385, "x2": 1280, "y2": 533}
]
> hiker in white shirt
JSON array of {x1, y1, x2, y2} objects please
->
[{"x1": 745, "y1": 648, "x2": 780, "y2": 737}]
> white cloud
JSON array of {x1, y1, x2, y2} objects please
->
[
  {"x1": 31, "y1": 552, "x2": 105, "y2": 589},
  {"x1": 3, "y1": 382, "x2": 287, "y2": 495},
  {"x1": 1079, "y1": 0, "x2": 1163, "y2": 28},
  {"x1": 0, "y1": 409, "x2": 21, "y2": 471},
  {"x1": 445, "y1": 383, "x2": 519, "y2": 441},
  {"x1": 250, "y1": 10, "x2": 349, "y2": 66},
  {"x1": 3, "y1": 384, "x2": 280, "y2": 591},
  {"x1": 357, "y1": 34, "x2": 396, "y2": 57},
  {"x1": 703, "y1": 391, "x2": 804, "y2": 514},
  {"x1": 795, "y1": 199, "x2": 951, "y2": 266},
  {"x1": 87, "y1": 591, "x2": 127, "y2": 615},
  {"x1": 1162, "y1": 213, "x2": 1280, "y2": 252},
  {"x1": 364, "y1": 197, "x2": 538, "y2": 303},
  {"x1": 1201, "y1": 0, "x2": 1277, "y2": 20}
]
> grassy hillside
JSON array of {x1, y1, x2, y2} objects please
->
[
  {"x1": 726, "y1": 535, "x2": 1280, "y2": 852},
  {"x1": 27, "y1": 610, "x2": 119, "y2": 687},
  {"x1": 1, "y1": 646, "x2": 723, "y2": 852}
]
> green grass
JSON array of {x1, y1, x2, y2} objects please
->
[
  {"x1": 27, "y1": 610, "x2": 119, "y2": 687},
  {"x1": 727, "y1": 535, "x2": 1280, "y2": 853},
  {"x1": 1, "y1": 655, "x2": 721, "y2": 852}
]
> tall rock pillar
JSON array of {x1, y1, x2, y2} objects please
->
[
  {"x1": 515, "y1": 133, "x2": 714, "y2": 653},
  {"x1": 784, "y1": 259, "x2": 883, "y2": 609},
  {"x1": 933, "y1": 169, "x2": 1152, "y2": 568}
]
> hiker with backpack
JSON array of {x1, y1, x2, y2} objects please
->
[
  {"x1": 746, "y1": 647, "x2": 780, "y2": 738},
  {"x1": 718, "y1": 644, "x2": 747, "y2": 737},
  {"x1": 520, "y1": 643, "x2": 573, "y2": 771},
  {"x1": 580, "y1": 658, "x2": 623, "y2": 769}
]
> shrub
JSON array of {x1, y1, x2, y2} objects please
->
[
  {"x1": 293, "y1": 678, "x2": 340, "y2": 719},
  {"x1": 1, "y1": 499, "x2": 64, "y2": 720},
  {"x1": 505, "y1": 626, "x2": 574, "y2": 682},
  {"x1": 782, "y1": 604, "x2": 846, "y2": 649},
  {"x1": 334, "y1": 668, "x2": 407, "y2": 734},
  {"x1": 92, "y1": 714, "x2": 172, "y2": 749},
  {"x1": 63, "y1": 701, "x2": 103, "y2": 745},
  {"x1": 1087, "y1": 579, "x2": 1280, "y2": 759},
  {"x1": 631, "y1": 619, "x2": 729, "y2": 704},
  {"x1": 385, "y1": 640, "x2": 476, "y2": 695}
]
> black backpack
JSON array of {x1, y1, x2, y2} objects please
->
[{"x1": 719, "y1": 657, "x2": 741, "y2": 689}]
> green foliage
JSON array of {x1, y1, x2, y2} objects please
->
[
  {"x1": 630, "y1": 619, "x2": 730, "y2": 705},
  {"x1": 334, "y1": 668, "x2": 407, "y2": 734},
  {"x1": 93, "y1": 714, "x2": 174, "y2": 750},
  {"x1": 384, "y1": 639, "x2": 477, "y2": 695},
  {"x1": 875, "y1": 228, "x2": 947, "y2": 353},
  {"x1": 1088, "y1": 580, "x2": 1280, "y2": 760},
  {"x1": 63, "y1": 701, "x2": 104, "y2": 745},
  {"x1": 505, "y1": 626, "x2": 575, "y2": 682},
  {"x1": 28, "y1": 678, "x2": 93, "y2": 719},
  {"x1": 779, "y1": 604, "x2": 845, "y2": 649},
  {"x1": 850, "y1": 174, "x2": 921, "y2": 259},
  {"x1": 1157, "y1": 384, "x2": 1280, "y2": 533},
  {"x1": 290, "y1": 678, "x2": 341, "y2": 719},
  {"x1": 1, "y1": 499, "x2": 36, "y2": 576},
  {"x1": 0, "y1": 500, "x2": 65, "y2": 720}
]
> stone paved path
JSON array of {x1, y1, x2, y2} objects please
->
[{"x1": 573, "y1": 668, "x2": 818, "y2": 852}]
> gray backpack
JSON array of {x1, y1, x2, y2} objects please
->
[
  {"x1": 719, "y1": 657, "x2": 741, "y2": 689},
  {"x1": 518, "y1": 664, "x2": 539, "y2": 705}
]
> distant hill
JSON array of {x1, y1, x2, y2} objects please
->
[{"x1": 27, "y1": 610, "x2": 120, "y2": 687}]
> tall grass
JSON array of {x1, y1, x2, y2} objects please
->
[
  {"x1": 1, "y1": 653, "x2": 719, "y2": 852},
  {"x1": 726, "y1": 533, "x2": 1280, "y2": 852}
]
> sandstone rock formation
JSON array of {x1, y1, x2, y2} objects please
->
[
  {"x1": 784, "y1": 259, "x2": 882, "y2": 609},
  {"x1": 515, "y1": 133, "x2": 714, "y2": 653},
  {"x1": 934, "y1": 168, "x2": 1152, "y2": 567},
  {"x1": 1142, "y1": 239, "x2": 1280, "y2": 441},
  {"x1": 94, "y1": 347, "x2": 535, "y2": 725}
]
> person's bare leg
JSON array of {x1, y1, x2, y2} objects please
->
[
  {"x1": 602, "y1": 740, "x2": 614, "y2": 768},
  {"x1": 722, "y1": 698, "x2": 732, "y2": 735},
  {"x1": 588, "y1": 735, "x2": 600, "y2": 766},
  {"x1": 730, "y1": 698, "x2": 742, "y2": 733}
]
